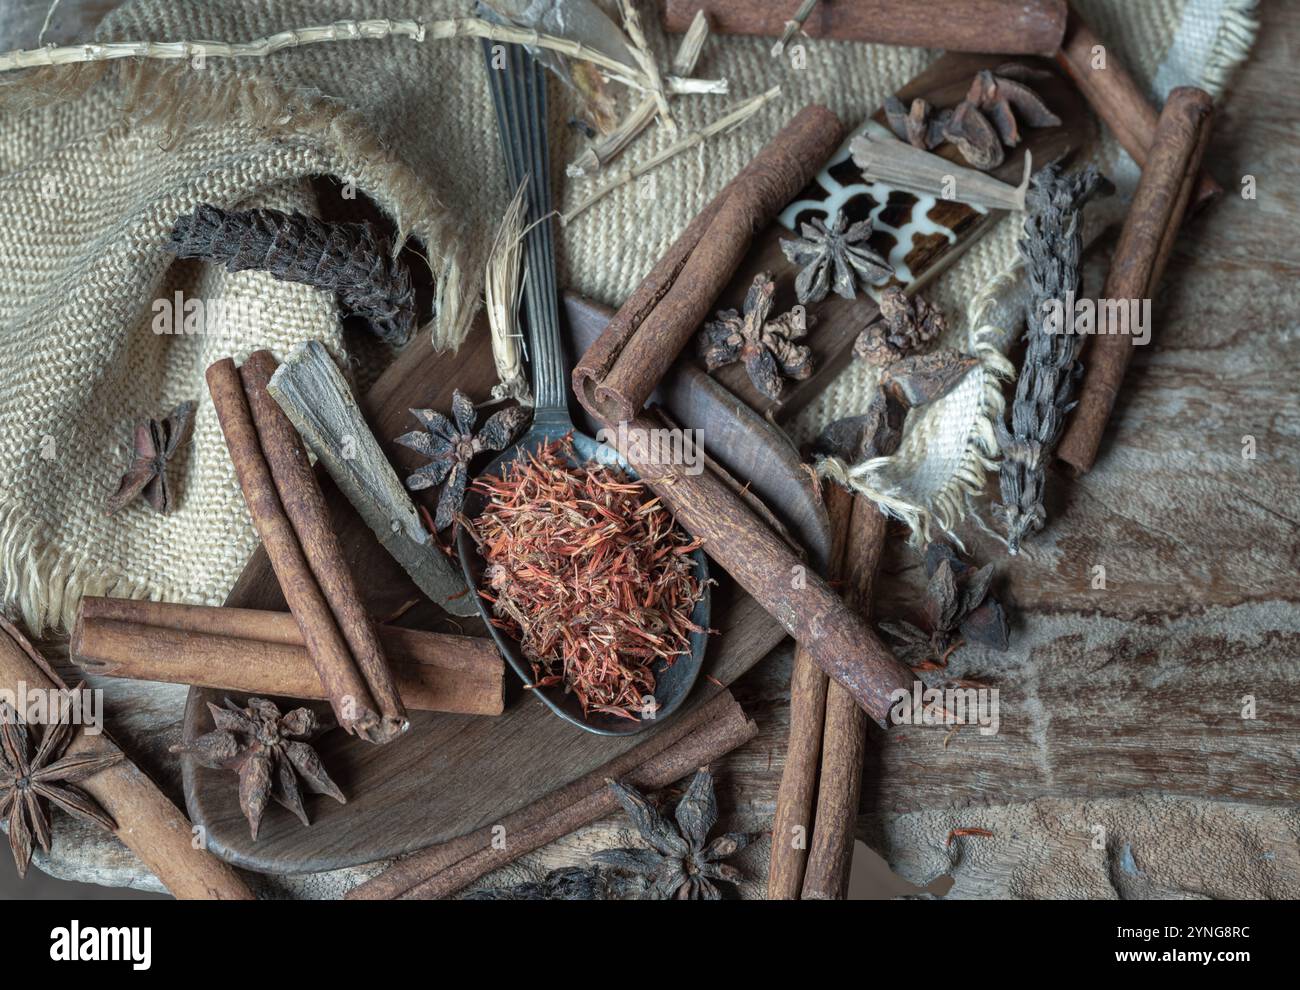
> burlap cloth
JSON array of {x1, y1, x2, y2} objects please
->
[{"x1": 0, "y1": 0, "x2": 1256, "y2": 632}]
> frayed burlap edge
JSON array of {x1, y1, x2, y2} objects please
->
[
  {"x1": 0, "y1": 58, "x2": 488, "y2": 632},
  {"x1": 0, "y1": 58, "x2": 483, "y2": 351},
  {"x1": 816, "y1": 271, "x2": 1017, "y2": 549}
]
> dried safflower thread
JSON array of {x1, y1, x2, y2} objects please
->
[{"x1": 468, "y1": 439, "x2": 705, "y2": 721}]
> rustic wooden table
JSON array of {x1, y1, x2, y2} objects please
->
[{"x1": 3, "y1": 0, "x2": 1296, "y2": 899}]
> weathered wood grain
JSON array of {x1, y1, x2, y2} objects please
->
[{"x1": 19, "y1": 0, "x2": 1300, "y2": 901}]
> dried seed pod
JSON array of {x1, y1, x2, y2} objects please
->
[
  {"x1": 881, "y1": 349, "x2": 980, "y2": 407},
  {"x1": 810, "y1": 387, "x2": 906, "y2": 463},
  {"x1": 943, "y1": 101, "x2": 1005, "y2": 170}
]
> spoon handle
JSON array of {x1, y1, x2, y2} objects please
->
[{"x1": 481, "y1": 41, "x2": 570, "y2": 423}]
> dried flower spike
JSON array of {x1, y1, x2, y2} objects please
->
[
  {"x1": 395, "y1": 391, "x2": 530, "y2": 531},
  {"x1": 594, "y1": 767, "x2": 750, "y2": 900},
  {"x1": 104, "y1": 400, "x2": 196, "y2": 515},
  {"x1": 171, "y1": 697, "x2": 344, "y2": 841},
  {"x1": 168, "y1": 205, "x2": 416, "y2": 346},
  {"x1": 780, "y1": 212, "x2": 893, "y2": 304},
  {"x1": 699, "y1": 272, "x2": 815, "y2": 400},
  {"x1": 854, "y1": 287, "x2": 947, "y2": 367},
  {"x1": 995, "y1": 164, "x2": 1109, "y2": 553},
  {"x1": 1, "y1": 692, "x2": 123, "y2": 878}
]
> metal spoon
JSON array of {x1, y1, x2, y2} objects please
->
[{"x1": 457, "y1": 42, "x2": 709, "y2": 736}]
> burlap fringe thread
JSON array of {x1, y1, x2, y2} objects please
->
[
  {"x1": 817, "y1": 267, "x2": 1019, "y2": 547},
  {"x1": 0, "y1": 57, "x2": 481, "y2": 352}
]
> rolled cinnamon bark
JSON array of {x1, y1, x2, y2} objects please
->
[
  {"x1": 207, "y1": 358, "x2": 390, "y2": 743},
  {"x1": 1055, "y1": 5, "x2": 1220, "y2": 213},
  {"x1": 72, "y1": 599, "x2": 504, "y2": 717},
  {"x1": 347, "y1": 690, "x2": 757, "y2": 900},
  {"x1": 239, "y1": 350, "x2": 408, "y2": 741},
  {"x1": 802, "y1": 495, "x2": 887, "y2": 900},
  {"x1": 663, "y1": 0, "x2": 1068, "y2": 56},
  {"x1": 0, "y1": 616, "x2": 254, "y2": 900},
  {"x1": 615, "y1": 415, "x2": 914, "y2": 723},
  {"x1": 767, "y1": 483, "x2": 854, "y2": 899},
  {"x1": 574, "y1": 104, "x2": 844, "y2": 426},
  {"x1": 1057, "y1": 87, "x2": 1214, "y2": 474}
]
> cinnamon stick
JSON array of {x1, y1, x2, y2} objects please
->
[
  {"x1": 574, "y1": 104, "x2": 844, "y2": 425},
  {"x1": 240, "y1": 350, "x2": 408, "y2": 739},
  {"x1": 664, "y1": 0, "x2": 1068, "y2": 56},
  {"x1": 767, "y1": 483, "x2": 854, "y2": 899},
  {"x1": 346, "y1": 690, "x2": 757, "y2": 899},
  {"x1": 0, "y1": 616, "x2": 254, "y2": 900},
  {"x1": 614, "y1": 415, "x2": 914, "y2": 723},
  {"x1": 802, "y1": 494, "x2": 887, "y2": 900},
  {"x1": 1056, "y1": 87, "x2": 1214, "y2": 474},
  {"x1": 1055, "y1": 5, "x2": 1220, "y2": 213},
  {"x1": 72, "y1": 598, "x2": 503, "y2": 717}
]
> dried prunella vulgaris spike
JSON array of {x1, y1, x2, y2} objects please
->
[
  {"x1": 854, "y1": 286, "x2": 947, "y2": 367},
  {"x1": 966, "y1": 67, "x2": 1062, "y2": 148},
  {"x1": 779, "y1": 212, "x2": 893, "y2": 304},
  {"x1": 942, "y1": 100, "x2": 1005, "y2": 171},
  {"x1": 395, "y1": 391, "x2": 530, "y2": 531},
  {"x1": 880, "y1": 542, "x2": 1010, "y2": 666},
  {"x1": 810, "y1": 387, "x2": 905, "y2": 464},
  {"x1": 104, "y1": 400, "x2": 196, "y2": 515},
  {"x1": 0, "y1": 691, "x2": 123, "y2": 879},
  {"x1": 168, "y1": 205, "x2": 416, "y2": 346},
  {"x1": 171, "y1": 697, "x2": 344, "y2": 841},
  {"x1": 881, "y1": 349, "x2": 980, "y2": 408},
  {"x1": 995, "y1": 164, "x2": 1109, "y2": 554},
  {"x1": 699, "y1": 272, "x2": 815, "y2": 399},
  {"x1": 593, "y1": 767, "x2": 751, "y2": 900}
]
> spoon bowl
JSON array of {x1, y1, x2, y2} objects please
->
[{"x1": 456, "y1": 426, "x2": 710, "y2": 736}]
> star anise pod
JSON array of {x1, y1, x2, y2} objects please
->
[
  {"x1": 0, "y1": 693, "x2": 122, "y2": 879},
  {"x1": 104, "y1": 400, "x2": 196, "y2": 515},
  {"x1": 965, "y1": 65, "x2": 1062, "y2": 148},
  {"x1": 855, "y1": 286, "x2": 948, "y2": 367},
  {"x1": 395, "y1": 391, "x2": 530, "y2": 530},
  {"x1": 880, "y1": 542, "x2": 1009, "y2": 667},
  {"x1": 780, "y1": 212, "x2": 894, "y2": 304},
  {"x1": 171, "y1": 697, "x2": 344, "y2": 840},
  {"x1": 699, "y1": 273, "x2": 814, "y2": 400},
  {"x1": 942, "y1": 99, "x2": 1005, "y2": 171},
  {"x1": 593, "y1": 767, "x2": 751, "y2": 900}
]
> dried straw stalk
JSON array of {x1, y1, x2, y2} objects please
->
[
  {"x1": 0, "y1": 16, "x2": 719, "y2": 97},
  {"x1": 485, "y1": 181, "x2": 532, "y2": 405},
  {"x1": 562, "y1": 85, "x2": 782, "y2": 225}
]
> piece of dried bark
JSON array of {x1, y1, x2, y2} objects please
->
[
  {"x1": 699, "y1": 272, "x2": 815, "y2": 399},
  {"x1": 104, "y1": 400, "x2": 196, "y2": 515}
]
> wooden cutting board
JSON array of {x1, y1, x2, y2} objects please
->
[{"x1": 181, "y1": 52, "x2": 1089, "y2": 872}]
